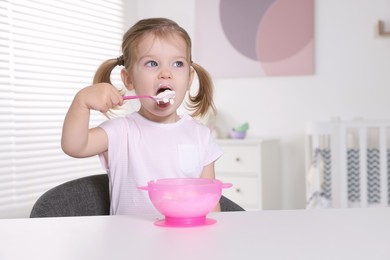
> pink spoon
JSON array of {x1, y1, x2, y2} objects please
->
[{"x1": 123, "y1": 90, "x2": 175, "y2": 105}]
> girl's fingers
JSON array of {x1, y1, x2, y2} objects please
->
[{"x1": 79, "y1": 83, "x2": 125, "y2": 112}]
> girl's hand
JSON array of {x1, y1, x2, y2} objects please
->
[
  {"x1": 75, "y1": 83, "x2": 123, "y2": 113},
  {"x1": 62, "y1": 83, "x2": 122, "y2": 158}
]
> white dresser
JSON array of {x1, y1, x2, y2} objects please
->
[{"x1": 216, "y1": 138, "x2": 282, "y2": 211}]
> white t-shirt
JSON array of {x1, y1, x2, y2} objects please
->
[{"x1": 99, "y1": 112, "x2": 223, "y2": 216}]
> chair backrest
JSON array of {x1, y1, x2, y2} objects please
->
[
  {"x1": 220, "y1": 195, "x2": 245, "y2": 211},
  {"x1": 30, "y1": 174, "x2": 110, "y2": 217},
  {"x1": 30, "y1": 174, "x2": 244, "y2": 218}
]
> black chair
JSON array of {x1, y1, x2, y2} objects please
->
[{"x1": 30, "y1": 174, "x2": 244, "y2": 218}]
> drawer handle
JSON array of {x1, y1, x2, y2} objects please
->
[{"x1": 235, "y1": 157, "x2": 241, "y2": 162}]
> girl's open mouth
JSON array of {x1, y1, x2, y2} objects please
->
[
  {"x1": 155, "y1": 88, "x2": 175, "y2": 105},
  {"x1": 156, "y1": 87, "x2": 171, "y2": 95}
]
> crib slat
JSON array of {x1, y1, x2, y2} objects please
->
[
  {"x1": 379, "y1": 127, "x2": 388, "y2": 207},
  {"x1": 306, "y1": 119, "x2": 390, "y2": 209},
  {"x1": 312, "y1": 136, "x2": 321, "y2": 192},
  {"x1": 330, "y1": 120, "x2": 341, "y2": 207},
  {"x1": 304, "y1": 132, "x2": 312, "y2": 203},
  {"x1": 359, "y1": 127, "x2": 368, "y2": 208},
  {"x1": 338, "y1": 125, "x2": 348, "y2": 208}
]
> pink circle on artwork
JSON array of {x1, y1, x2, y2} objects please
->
[
  {"x1": 256, "y1": 0, "x2": 314, "y2": 63},
  {"x1": 219, "y1": 0, "x2": 275, "y2": 61}
]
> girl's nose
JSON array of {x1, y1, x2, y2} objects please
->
[{"x1": 158, "y1": 67, "x2": 172, "y2": 79}]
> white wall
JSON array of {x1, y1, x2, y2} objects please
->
[{"x1": 132, "y1": 0, "x2": 390, "y2": 209}]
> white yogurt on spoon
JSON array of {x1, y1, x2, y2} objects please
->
[{"x1": 154, "y1": 90, "x2": 175, "y2": 105}]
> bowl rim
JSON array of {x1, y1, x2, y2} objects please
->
[{"x1": 148, "y1": 178, "x2": 223, "y2": 187}]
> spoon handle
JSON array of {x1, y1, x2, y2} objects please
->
[{"x1": 123, "y1": 95, "x2": 155, "y2": 100}]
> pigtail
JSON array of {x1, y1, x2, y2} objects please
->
[
  {"x1": 93, "y1": 58, "x2": 121, "y2": 84},
  {"x1": 188, "y1": 62, "x2": 216, "y2": 118}
]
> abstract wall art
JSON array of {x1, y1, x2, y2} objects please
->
[{"x1": 194, "y1": 0, "x2": 314, "y2": 78}]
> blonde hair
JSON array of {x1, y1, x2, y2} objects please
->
[{"x1": 93, "y1": 17, "x2": 215, "y2": 118}]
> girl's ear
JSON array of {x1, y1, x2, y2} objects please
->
[{"x1": 121, "y1": 68, "x2": 134, "y2": 91}]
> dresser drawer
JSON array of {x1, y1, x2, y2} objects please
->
[
  {"x1": 219, "y1": 175, "x2": 260, "y2": 210},
  {"x1": 216, "y1": 145, "x2": 260, "y2": 173},
  {"x1": 216, "y1": 138, "x2": 281, "y2": 210}
]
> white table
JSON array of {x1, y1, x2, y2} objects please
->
[{"x1": 1, "y1": 208, "x2": 390, "y2": 260}]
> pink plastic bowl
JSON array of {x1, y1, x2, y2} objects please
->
[{"x1": 138, "y1": 178, "x2": 232, "y2": 227}]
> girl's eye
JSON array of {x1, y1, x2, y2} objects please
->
[
  {"x1": 173, "y1": 61, "x2": 184, "y2": 68},
  {"x1": 145, "y1": 60, "x2": 158, "y2": 67}
]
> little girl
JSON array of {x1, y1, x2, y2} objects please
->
[{"x1": 61, "y1": 18, "x2": 223, "y2": 215}]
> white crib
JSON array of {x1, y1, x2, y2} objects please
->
[{"x1": 305, "y1": 118, "x2": 390, "y2": 208}]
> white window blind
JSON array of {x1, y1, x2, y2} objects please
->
[{"x1": 0, "y1": 0, "x2": 125, "y2": 218}]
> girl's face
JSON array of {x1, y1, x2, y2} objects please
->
[{"x1": 121, "y1": 33, "x2": 194, "y2": 123}]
